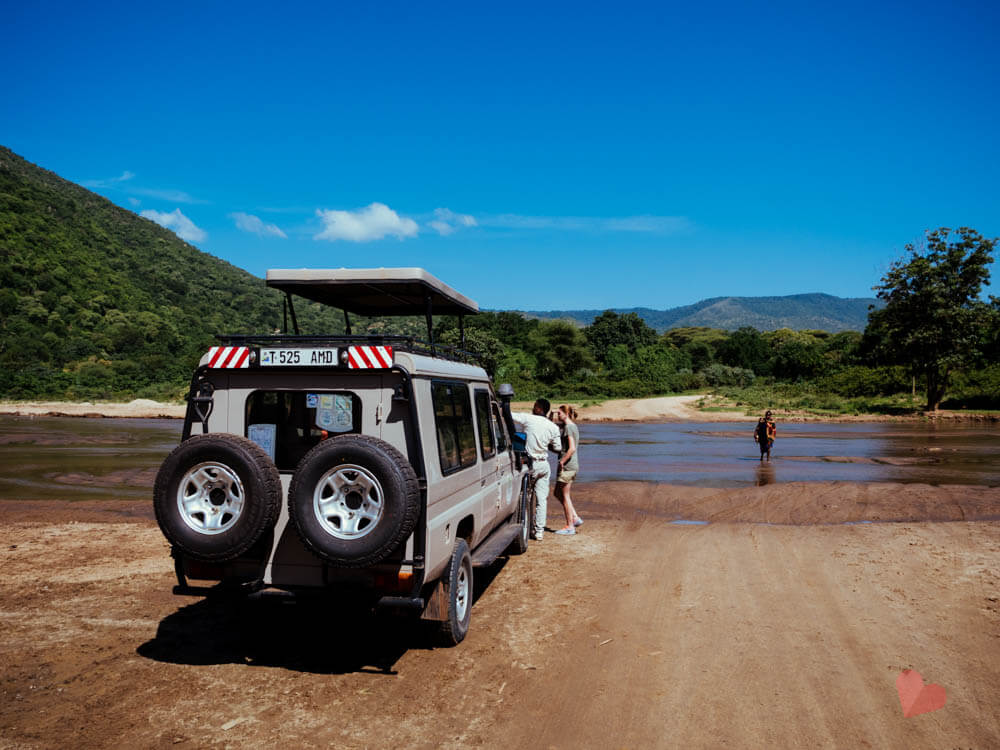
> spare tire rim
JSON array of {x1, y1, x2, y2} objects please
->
[
  {"x1": 313, "y1": 463, "x2": 384, "y2": 540},
  {"x1": 176, "y1": 462, "x2": 245, "y2": 535}
]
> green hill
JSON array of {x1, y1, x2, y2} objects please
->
[
  {"x1": 522, "y1": 293, "x2": 880, "y2": 333},
  {"x1": 0, "y1": 146, "x2": 402, "y2": 400}
]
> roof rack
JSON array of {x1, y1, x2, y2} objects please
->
[{"x1": 264, "y1": 267, "x2": 479, "y2": 351}]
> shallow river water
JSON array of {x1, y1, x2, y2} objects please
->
[{"x1": 0, "y1": 415, "x2": 997, "y2": 501}]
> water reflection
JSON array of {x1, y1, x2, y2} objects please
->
[
  {"x1": 755, "y1": 462, "x2": 776, "y2": 486},
  {"x1": 0, "y1": 415, "x2": 181, "y2": 501},
  {"x1": 579, "y1": 421, "x2": 1000, "y2": 487}
]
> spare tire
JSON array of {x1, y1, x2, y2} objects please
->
[
  {"x1": 153, "y1": 434, "x2": 281, "y2": 562},
  {"x1": 287, "y1": 434, "x2": 420, "y2": 568}
]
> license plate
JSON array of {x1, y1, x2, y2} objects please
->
[{"x1": 259, "y1": 348, "x2": 339, "y2": 366}]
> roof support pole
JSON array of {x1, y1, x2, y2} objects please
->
[
  {"x1": 282, "y1": 296, "x2": 288, "y2": 334},
  {"x1": 285, "y1": 292, "x2": 301, "y2": 335},
  {"x1": 425, "y1": 295, "x2": 435, "y2": 354},
  {"x1": 459, "y1": 314, "x2": 466, "y2": 349},
  {"x1": 344, "y1": 310, "x2": 352, "y2": 336}
]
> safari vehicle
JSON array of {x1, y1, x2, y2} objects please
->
[{"x1": 153, "y1": 268, "x2": 533, "y2": 645}]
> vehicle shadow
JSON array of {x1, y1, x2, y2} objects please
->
[{"x1": 137, "y1": 557, "x2": 509, "y2": 675}]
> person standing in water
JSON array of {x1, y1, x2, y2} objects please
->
[{"x1": 754, "y1": 409, "x2": 776, "y2": 461}]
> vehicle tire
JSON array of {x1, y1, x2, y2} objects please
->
[
  {"x1": 526, "y1": 480, "x2": 539, "y2": 542},
  {"x1": 506, "y1": 474, "x2": 530, "y2": 555},
  {"x1": 153, "y1": 433, "x2": 281, "y2": 562},
  {"x1": 287, "y1": 434, "x2": 420, "y2": 568},
  {"x1": 439, "y1": 538, "x2": 473, "y2": 645}
]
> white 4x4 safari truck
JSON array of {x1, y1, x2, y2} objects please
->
[{"x1": 153, "y1": 268, "x2": 534, "y2": 645}]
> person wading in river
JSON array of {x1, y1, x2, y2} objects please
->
[{"x1": 754, "y1": 410, "x2": 776, "y2": 461}]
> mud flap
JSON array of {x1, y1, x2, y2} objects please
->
[{"x1": 420, "y1": 579, "x2": 449, "y2": 622}]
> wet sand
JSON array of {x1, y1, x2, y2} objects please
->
[
  {"x1": 1, "y1": 482, "x2": 998, "y2": 748},
  {"x1": 4, "y1": 395, "x2": 996, "y2": 424}
]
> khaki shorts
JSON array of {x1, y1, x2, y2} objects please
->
[{"x1": 557, "y1": 467, "x2": 578, "y2": 484}]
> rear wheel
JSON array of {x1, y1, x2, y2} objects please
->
[{"x1": 439, "y1": 539, "x2": 473, "y2": 645}]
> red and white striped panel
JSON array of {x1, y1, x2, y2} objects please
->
[
  {"x1": 206, "y1": 346, "x2": 251, "y2": 369},
  {"x1": 347, "y1": 345, "x2": 393, "y2": 369}
]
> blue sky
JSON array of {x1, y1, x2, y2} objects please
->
[{"x1": 3, "y1": 1, "x2": 998, "y2": 311}]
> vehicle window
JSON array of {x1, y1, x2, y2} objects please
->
[
  {"x1": 245, "y1": 391, "x2": 359, "y2": 471},
  {"x1": 432, "y1": 381, "x2": 477, "y2": 474},
  {"x1": 474, "y1": 390, "x2": 495, "y2": 459},
  {"x1": 491, "y1": 402, "x2": 508, "y2": 453}
]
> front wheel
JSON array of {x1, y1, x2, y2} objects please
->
[
  {"x1": 506, "y1": 474, "x2": 530, "y2": 555},
  {"x1": 439, "y1": 539, "x2": 473, "y2": 646}
]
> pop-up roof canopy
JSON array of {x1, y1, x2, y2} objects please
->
[{"x1": 265, "y1": 267, "x2": 479, "y2": 316}]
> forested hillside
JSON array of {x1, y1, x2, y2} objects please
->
[
  {"x1": 0, "y1": 146, "x2": 385, "y2": 399},
  {"x1": 523, "y1": 293, "x2": 881, "y2": 333}
]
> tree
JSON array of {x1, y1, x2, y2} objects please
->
[
  {"x1": 585, "y1": 311, "x2": 657, "y2": 364},
  {"x1": 716, "y1": 326, "x2": 771, "y2": 374},
  {"x1": 866, "y1": 227, "x2": 996, "y2": 410},
  {"x1": 527, "y1": 320, "x2": 596, "y2": 384}
]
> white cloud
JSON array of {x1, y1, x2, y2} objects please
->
[
  {"x1": 141, "y1": 208, "x2": 207, "y2": 243},
  {"x1": 428, "y1": 207, "x2": 478, "y2": 235},
  {"x1": 132, "y1": 187, "x2": 205, "y2": 204},
  {"x1": 82, "y1": 170, "x2": 135, "y2": 188},
  {"x1": 429, "y1": 220, "x2": 455, "y2": 236},
  {"x1": 128, "y1": 197, "x2": 141, "y2": 207},
  {"x1": 314, "y1": 202, "x2": 418, "y2": 242},
  {"x1": 230, "y1": 212, "x2": 287, "y2": 238},
  {"x1": 481, "y1": 213, "x2": 692, "y2": 234}
]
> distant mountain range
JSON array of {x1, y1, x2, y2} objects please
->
[{"x1": 520, "y1": 293, "x2": 881, "y2": 333}]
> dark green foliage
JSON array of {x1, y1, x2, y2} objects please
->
[
  {"x1": 716, "y1": 326, "x2": 772, "y2": 374},
  {"x1": 866, "y1": 227, "x2": 997, "y2": 410},
  {"x1": 0, "y1": 146, "x2": 402, "y2": 400},
  {"x1": 585, "y1": 310, "x2": 657, "y2": 363}
]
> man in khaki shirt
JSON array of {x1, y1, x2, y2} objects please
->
[{"x1": 511, "y1": 398, "x2": 561, "y2": 541}]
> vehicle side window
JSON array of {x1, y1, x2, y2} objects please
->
[
  {"x1": 474, "y1": 390, "x2": 495, "y2": 459},
  {"x1": 491, "y1": 402, "x2": 508, "y2": 453},
  {"x1": 432, "y1": 381, "x2": 477, "y2": 474},
  {"x1": 245, "y1": 390, "x2": 359, "y2": 471}
]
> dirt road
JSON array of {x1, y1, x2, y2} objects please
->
[{"x1": 2, "y1": 484, "x2": 998, "y2": 749}]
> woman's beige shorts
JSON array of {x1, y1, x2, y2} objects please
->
[{"x1": 557, "y1": 467, "x2": 578, "y2": 484}]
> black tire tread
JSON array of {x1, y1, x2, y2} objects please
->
[
  {"x1": 438, "y1": 538, "x2": 472, "y2": 646},
  {"x1": 153, "y1": 433, "x2": 282, "y2": 562},
  {"x1": 287, "y1": 434, "x2": 421, "y2": 568},
  {"x1": 506, "y1": 474, "x2": 530, "y2": 555}
]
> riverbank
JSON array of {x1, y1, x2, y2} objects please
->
[
  {"x1": 0, "y1": 399, "x2": 186, "y2": 419},
  {"x1": 2, "y1": 395, "x2": 995, "y2": 423},
  {"x1": 1, "y1": 482, "x2": 997, "y2": 748}
]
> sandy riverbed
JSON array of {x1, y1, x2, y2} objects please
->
[
  {"x1": 6, "y1": 395, "x2": 991, "y2": 424},
  {"x1": 2, "y1": 395, "x2": 732, "y2": 422},
  {"x1": 1, "y1": 482, "x2": 998, "y2": 748}
]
